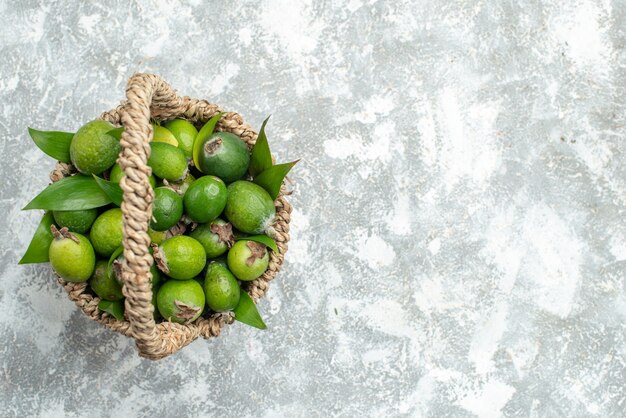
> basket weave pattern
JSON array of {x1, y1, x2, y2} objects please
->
[{"x1": 51, "y1": 74, "x2": 291, "y2": 360}]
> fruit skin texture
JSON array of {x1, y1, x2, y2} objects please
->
[
  {"x1": 203, "y1": 262, "x2": 240, "y2": 312},
  {"x1": 90, "y1": 208, "x2": 123, "y2": 257},
  {"x1": 183, "y1": 176, "x2": 227, "y2": 223},
  {"x1": 148, "y1": 142, "x2": 187, "y2": 181},
  {"x1": 195, "y1": 132, "x2": 250, "y2": 183},
  {"x1": 152, "y1": 124, "x2": 178, "y2": 146},
  {"x1": 89, "y1": 260, "x2": 123, "y2": 301},
  {"x1": 164, "y1": 119, "x2": 197, "y2": 159},
  {"x1": 110, "y1": 163, "x2": 156, "y2": 188},
  {"x1": 151, "y1": 187, "x2": 183, "y2": 231},
  {"x1": 70, "y1": 120, "x2": 120, "y2": 175},
  {"x1": 224, "y1": 181, "x2": 276, "y2": 234},
  {"x1": 52, "y1": 209, "x2": 97, "y2": 234},
  {"x1": 157, "y1": 279, "x2": 205, "y2": 324},
  {"x1": 189, "y1": 218, "x2": 233, "y2": 258},
  {"x1": 49, "y1": 232, "x2": 96, "y2": 282},
  {"x1": 156, "y1": 236, "x2": 206, "y2": 280},
  {"x1": 227, "y1": 240, "x2": 269, "y2": 281}
]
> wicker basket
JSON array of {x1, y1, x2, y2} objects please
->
[{"x1": 51, "y1": 74, "x2": 291, "y2": 360}]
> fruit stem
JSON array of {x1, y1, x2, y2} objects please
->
[
  {"x1": 50, "y1": 224, "x2": 63, "y2": 240},
  {"x1": 50, "y1": 225, "x2": 79, "y2": 243}
]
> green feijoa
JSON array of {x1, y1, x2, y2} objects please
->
[
  {"x1": 148, "y1": 142, "x2": 188, "y2": 181},
  {"x1": 151, "y1": 187, "x2": 183, "y2": 231},
  {"x1": 224, "y1": 181, "x2": 276, "y2": 234},
  {"x1": 90, "y1": 208, "x2": 123, "y2": 257},
  {"x1": 189, "y1": 218, "x2": 233, "y2": 258},
  {"x1": 109, "y1": 163, "x2": 156, "y2": 188},
  {"x1": 164, "y1": 119, "x2": 197, "y2": 159},
  {"x1": 153, "y1": 236, "x2": 206, "y2": 280},
  {"x1": 152, "y1": 124, "x2": 178, "y2": 146},
  {"x1": 203, "y1": 262, "x2": 240, "y2": 312},
  {"x1": 52, "y1": 209, "x2": 98, "y2": 234},
  {"x1": 89, "y1": 259, "x2": 123, "y2": 301},
  {"x1": 156, "y1": 279, "x2": 205, "y2": 324},
  {"x1": 227, "y1": 239, "x2": 269, "y2": 281},
  {"x1": 195, "y1": 132, "x2": 250, "y2": 183},
  {"x1": 70, "y1": 120, "x2": 121, "y2": 175},
  {"x1": 49, "y1": 226, "x2": 96, "y2": 282},
  {"x1": 183, "y1": 176, "x2": 227, "y2": 223}
]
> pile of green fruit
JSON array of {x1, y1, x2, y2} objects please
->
[{"x1": 20, "y1": 113, "x2": 297, "y2": 329}]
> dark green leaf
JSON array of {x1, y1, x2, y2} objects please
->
[
  {"x1": 92, "y1": 175, "x2": 123, "y2": 207},
  {"x1": 23, "y1": 175, "x2": 112, "y2": 211},
  {"x1": 107, "y1": 127, "x2": 124, "y2": 140},
  {"x1": 234, "y1": 291, "x2": 266, "y2": 330},
  {"x1": 249, "y1": 116, "x2": 273, "y2": 177},
  {"x1": 98, "y1": 300, "x2": 125, "y2": 321},
  {"x1": 253, "y1": 160, "x2": 299, "y2": 200},
  {"x1": 236, "y1": 235, "x2": 278, "y2": 253},
  {"x1": 192, "y1": 113, "x2": 224, "y2": 169},
  {"x1": 18, "y1": 212, "x2": 55, "y2": 264},
  {"x1": 28, "y1": 128, "x2": 74, "y2": 163}
]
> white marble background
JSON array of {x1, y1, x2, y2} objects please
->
[{"x1": 1, "y1": 0, "x2": 625, "y2": 417}]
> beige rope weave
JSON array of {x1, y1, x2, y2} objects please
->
[{"x1": 50, "y1": 74, "x2": 291, "y2": 360}]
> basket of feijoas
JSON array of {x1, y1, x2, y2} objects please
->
[{"x1": 19, "y1": 73, "x2": 296, "y2": 360}]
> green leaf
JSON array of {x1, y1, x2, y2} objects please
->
[
  {"x1": 28, "y1": 128, "x2": 74, "y2": 163},
  {"x1": 236, "y1": 235, "x2": 278, "y2": 253},
  {"x1": 249, "y1": 116, "x2": 273, "y2": 177},
  {"x1": 192, "y1": 113, "x2": 224, "y2": 169},
  {"x1": 23, "y1": 175, "x2": 112, "y2": 211},
  {"x1": 98, "y1": 300, "x2": 125, "y2": 321},
  {"x1": 18, "y1": 212, "x2": 55, "y2": 264},
  {"x1": 107, "y1": 127, "x2": 124, "y2": 140},
  {"x1": 92, "y1": 175, "x2": 123, "y2": 207},
  {"x1": 234, "y1": 291, "x2": 266, "y2": 330},
  {"x1": 253, "y1": 160, "x2": 299, "y2": 200}
]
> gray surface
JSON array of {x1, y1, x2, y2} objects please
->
[{"x1": 1, "y1": 0, "x2": 625, "y2": 417}]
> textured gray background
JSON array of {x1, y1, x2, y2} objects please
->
[{"x1": 1, "y1": 0, "x2": 625, "y2": 417}]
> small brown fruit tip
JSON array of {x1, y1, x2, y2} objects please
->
[
  {"x1": 211, "y1": 222, "x2": 234, "y2": 247},
  {"x1": 151, "y1": 243, "x2": 170, "y2": 273},
  {"x1": 174, "y1": 300, "x2": 201, "y2": 324},
  {"x1": 204, "y1": 138, "x2": 222, "y2": 155},
  {"x1": 246, "y1": 241, "x2": 267, "y2": 266},
  {"x1": 112, "y1": 259, "x2": 123, "y2": 281}
]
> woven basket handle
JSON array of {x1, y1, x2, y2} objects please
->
[{"x1": 117, "y1": 74, "x2": 185, "y2": 357}]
